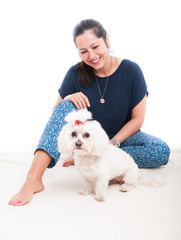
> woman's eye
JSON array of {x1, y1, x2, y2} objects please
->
[
  {"x1": 80, "y1": 50, "x2": 87, "y2": 54},
  {"x1": 93, "y1": 45, "x2": 99, "y2": 49},
  {"x1": 71, "y1": 132, "x2": 77, "y2": 138},
  {"x1": 83, "y1": 133, "x2": 90, "y2": 138}
]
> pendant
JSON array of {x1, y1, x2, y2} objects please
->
[{"x1": 100, "y1": 98, "x2": 105, "y2": 104}]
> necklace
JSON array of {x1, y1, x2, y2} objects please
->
[{"x1": 95, "y1": 57, "x2": 112, "y2": 104}]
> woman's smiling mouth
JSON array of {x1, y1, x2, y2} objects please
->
[{"x1": 90, "y1": 57, "x2": 101, "y2": 65}]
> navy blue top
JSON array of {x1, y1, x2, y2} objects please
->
[{"x1": 58, "y1": 59, "x2": 148, "y2": 139}]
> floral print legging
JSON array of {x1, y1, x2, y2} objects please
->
[{"x1": 35, "y1": 100, "x2": 170, "y2": 169}]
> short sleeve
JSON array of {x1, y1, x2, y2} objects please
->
[
  {"x1": 58, "y1": 65, "x2": 78, "y2": 98},
  {"x1": 130, "y1": 62, "x2": 148, "y2": 109}
]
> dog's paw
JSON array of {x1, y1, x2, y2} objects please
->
[
  {"x1": 119, "y1": 183, "x2": 135, "y2": 192},
  {"x1": 94, "y1": 194, "x2": 106, "y2": 202},
  {"x1": 79, "y1": 188, "x2": 92, "y2": 195}
]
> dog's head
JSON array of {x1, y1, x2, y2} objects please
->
[{"x1": 58, "y1": 109, "x2": 109, "y2": 157}]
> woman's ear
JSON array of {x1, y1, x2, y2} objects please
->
[{"x1": 105, "y1": 34, "x2": 110, "y2": 48}]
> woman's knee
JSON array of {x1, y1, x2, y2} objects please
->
[
  {"x1": 55, "y1": 99, "x2": 77, "y2": 113},
  {"x1": 159, "y1": 141, "x2": 170, "y2": 165},
  {"x1": 147, "y1": 138, "x2": 170, "y2": 167}
]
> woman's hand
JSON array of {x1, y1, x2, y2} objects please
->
[
  {"x1": 63, "y1": 155, "x2": 75, "y2": 167},
  {"x1": 64, "y1": 92, "x2": 90, "y2": 109}
]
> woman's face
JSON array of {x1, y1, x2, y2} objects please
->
[{"x1": 75, "y1": 30, "x2": 110, "y2": 71}]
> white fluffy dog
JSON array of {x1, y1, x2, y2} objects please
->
[{"x1": 58, "y1": 109, "x2": 143, "y2": 202}]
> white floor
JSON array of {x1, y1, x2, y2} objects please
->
[{"x1": 0, "y1": 151, "x2": 181, "y2": 240}]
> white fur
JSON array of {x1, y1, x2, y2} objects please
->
[{"x1": 58, "y1": 109, "x2": 163, "y2": 202}]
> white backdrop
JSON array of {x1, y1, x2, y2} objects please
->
[{"x1": 0, "y1": 0, "x2": 180, "y2": 154}]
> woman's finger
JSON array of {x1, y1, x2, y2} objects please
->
[
  {"x1": 71, "y1": 96, "x2": 84, "y2": 109},
  {"x1": 79, "y1": 92, "x2": 90, "y2": 107},
  {"x1": 75, "y1": 94, "x2": 88, "y2": 109}
]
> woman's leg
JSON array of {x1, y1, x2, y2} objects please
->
[
  {"x1": 9, "y1": 150, "x2": 51, "y2": 206},
  {"x1": 120, "y1": 131, "x2": 170, "y2": 168},
  {"x1": 9, "y1": 100, "x2": 77, "y2": 206},
  {"x1": 36, "y1": 100, "x2": 77, "y2": 168}
]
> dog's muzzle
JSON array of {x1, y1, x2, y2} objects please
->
[{"x1": 75, "y1": 139, "x2": 83, "y2": 148}]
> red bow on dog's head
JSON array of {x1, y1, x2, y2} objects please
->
[{"x1": 74, "y1": 120, "x2": 86, "y2": 125}]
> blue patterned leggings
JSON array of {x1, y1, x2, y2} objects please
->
[{"x1": 35, "y1": 100, "x2": 170, "y2": 169}]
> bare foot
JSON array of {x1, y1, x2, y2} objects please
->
[
  {"x1": 63, "y1": 155, "x2": 75, "y2": 167},
  {"x1": 8, "y1": 178, "x2": 44, "y2": 206}
]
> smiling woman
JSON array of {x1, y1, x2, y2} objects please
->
[
  {"x1": 76, "y1": 36, "x2": 110, "y2": 70},
  {"x1": 73, "y1": 20, "x2": 115, "y2": 88}
]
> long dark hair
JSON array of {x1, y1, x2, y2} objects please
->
[{"x1": 73, "y1": 19, "x2": 107, "y2": 87}]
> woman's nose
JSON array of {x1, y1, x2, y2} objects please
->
[{"x1": 88, "y1": 50, "x2": 96, "y2": 60}]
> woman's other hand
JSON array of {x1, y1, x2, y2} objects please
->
[{"x1": 63, "y1": 155, "x2": 75, "y2": 167}]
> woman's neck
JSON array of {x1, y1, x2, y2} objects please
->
[
  {"x1": 94, "y1": 57, "x2": 121, "y2": 77},
  {"x1": 93, "y1": 55, "x2": 112, "y2": 77}
]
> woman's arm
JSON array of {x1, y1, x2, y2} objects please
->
[{"x1": 111, "y1": 95, "x2": 147, "y2": 144}]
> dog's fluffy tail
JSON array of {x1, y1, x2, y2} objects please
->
[{"x1": 138, "y1": 169, "x2": 167, "y2": 187}]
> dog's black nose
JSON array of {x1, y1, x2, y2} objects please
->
[{"x1": 75, "y1": 140, "x2": 82, "y2": 148}]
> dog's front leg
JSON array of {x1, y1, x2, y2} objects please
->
[
  {"x1": 79, "y1": 177, "x2": 94, "y2": 195},
  {"x1": 94, "y1": 175, "x2": 109, "y2": 202}
]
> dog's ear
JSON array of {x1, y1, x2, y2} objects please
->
[
  {"x1": 58, "y1": 123, "x2": 71, "y2": 154},
  {"x1": 90, "y1": 121, "x2": 109, "y2": 157}
]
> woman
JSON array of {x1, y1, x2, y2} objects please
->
[{"x1": 9, "y1": 19, "x2": 170, "y2": 206}]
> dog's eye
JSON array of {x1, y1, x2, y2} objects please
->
[
  {"x1": 83, "y1": 133, "x2": 90, "y2": 138},
  {"x1": 71, "y1": 132, "x2": 77, "y2": 138}
]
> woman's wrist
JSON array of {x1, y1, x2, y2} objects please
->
[{"x1": 111, "y1": 138, "x2": 120, "y2": 148}]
